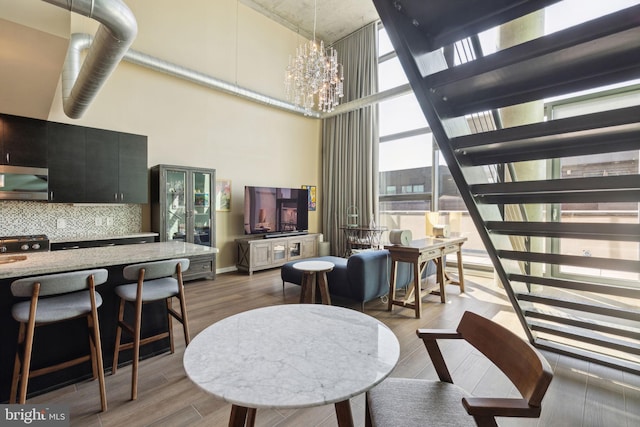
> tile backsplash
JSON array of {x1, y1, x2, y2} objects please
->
[{"x1": 0, "y1": 201, "x2": 142, "y2": 240}]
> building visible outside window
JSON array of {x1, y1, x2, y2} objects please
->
[{"x1": 376, "y1": 0, "x2": 640, "y2": 275}]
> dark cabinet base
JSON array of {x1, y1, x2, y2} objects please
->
[{"x1": 0, "y1": 264, "x2": 171, "y2": 403}]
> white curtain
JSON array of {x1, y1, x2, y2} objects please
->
[{"x1": 322, "y1": 23, "x2": 379, "y2": 256}]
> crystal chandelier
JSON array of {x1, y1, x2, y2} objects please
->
[{"x1": 284, "y1": 0, "x2": 344, "y2": 115}]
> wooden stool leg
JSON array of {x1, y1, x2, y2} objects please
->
[
  {"x1": 300, "y1": 272, "x2": 312, "y2": 303},
  {"x1": 317, "y1": 272, "x2": 331, "y2": 305},
  {"x1": 17, "y1": 287, "x2": 39, "y2": 404},
  {"x1": 309, "y1": 274, "x2": 317, "y2": 303},
  {"x1": 18, "y1": 322, "x2": 37, "y2": 403},
  {"x1": 88, "y1": 314, "x2": 107, "y2": 411},
  {"x1": 9, "y1": 323, "x2": 26, "y2": 403},
  {"x1": 131, "y1": 293, "x2": 143, "y2": 400},
  {"x1": 167, "y1": 297, "x2": 175, "y2": 354},
  {"x1": 112, "y1": 298, "x2": 125, "y2": 374},
  {"x1": 178, "y1": 273, "x2": 191, "y2": 345}
]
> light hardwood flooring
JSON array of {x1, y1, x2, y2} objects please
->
[{"x1": 30, "y1": 269, "x2": 640, "y2": 426}]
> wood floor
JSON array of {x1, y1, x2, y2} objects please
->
[{"x1": 30, "y1": 268, "x2": 640, "y2": 427}]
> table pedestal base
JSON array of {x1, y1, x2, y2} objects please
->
[{"x1": 229, "y1": 402, "x2": 354, "y2": 427}]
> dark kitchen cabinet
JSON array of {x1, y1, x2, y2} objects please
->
[
  {"x1": 85, "y1": 128, "x2": 147, "y2": 203},
  {"x1": 48, "y1": 122, "x2": 86, "y2": 202},
  {"x1": 85, "y1": 128, "x2": 120, "y2": 203},
  {"x1": 48, "y1": 123, "x2": 148, "y2": 203},
  {"x1": 118, "y1": 132, "x2": 148, "y2": 203},
  {"x1": 0, "y1": 114, "x2": 48, "y2": 167}
]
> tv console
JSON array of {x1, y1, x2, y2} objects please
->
[
  {"x1": 235, "y1": 233, "x2": 321, "y2": 275},
  {"x1": 263, "y1": 231, "x2": 308, "y2": 239}
]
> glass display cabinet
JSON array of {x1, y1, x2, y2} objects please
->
[{"x1": 150, "y1": 164, "x2": 216, "y2": 280}]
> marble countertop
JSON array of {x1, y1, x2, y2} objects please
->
[
  {"x1": 183, "y1": 304, "x2": 399, "y2": 409},
  {"x1": 0, "y1": 241, "x2": 218, "y2": 279}
]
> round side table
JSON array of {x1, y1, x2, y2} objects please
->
[{"x1": 293, "y1": 260, "x2": 334, "y2": 305}]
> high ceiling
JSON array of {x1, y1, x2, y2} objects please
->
[
  {"x1": 241, "y1": 0, "x2": 380, "y2": 44},
  {"x1": 0, "y1": 0, "x2": 380, "y2": 119}
]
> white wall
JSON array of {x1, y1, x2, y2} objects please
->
[{"x1": 42, "y1": 0, "x2": 322, "y2": 269}]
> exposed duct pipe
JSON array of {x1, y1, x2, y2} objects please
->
[
  {"x1": 65, "y1": 33, "x2": 320, "y2": 118},
  {"x1": 47, "y1": 1, "x2": 390, "y2": 119},
  {"x1": 123, "y1": 39, "x2": 318, "y2": 118},
  {"x1": 66, "y1": 33, "x2": 401, "y2": 120},
  {"x1": 42, "y1": 0, "x2": 137, "y2": 119}
]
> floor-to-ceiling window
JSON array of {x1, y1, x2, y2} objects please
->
[
  {"x1": 547, "y1": 85, "x2": 640, "y2": 283},
  {"x1": 377, "y1": 26, "x2": 490, "y2": 270},
  {"x1": 376, "y1": 0, "x2": 640, "y2": 274}
]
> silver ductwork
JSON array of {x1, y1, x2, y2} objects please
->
[
  {"x1": 64, "y1": 33, "x2": 319, "y2": 118},
  {"x1": 43, "y1": 0, "x2": 137, "y2": 119},
  {"x1": 123, "y1": 41, "x2": 317, "y2": 117},
  {"x1": 45, "y1": 0, "x2": 385, "y2": 119}
]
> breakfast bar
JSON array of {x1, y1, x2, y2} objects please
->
[{"x1": 0, "y1": 241, "x2": 218, "y2": 403}]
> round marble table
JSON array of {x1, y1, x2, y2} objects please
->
[
  {"x1": 183, "y1": 304, "x2": 400, "y2": 426},
  {"x1": 293, "y1": 260, "x2": 335, "y2": 304}
]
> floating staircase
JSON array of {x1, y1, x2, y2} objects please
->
[{"x1": 373, "y1": 0, "x2": 640, "y2": 372}]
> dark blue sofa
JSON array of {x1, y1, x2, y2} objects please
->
[{"x1": 281, "y1": 249, "x2": 437, "y2": 310}]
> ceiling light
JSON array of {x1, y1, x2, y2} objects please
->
[{"x1": 284, "y1": 0, "x2": 344, "y2": 115}]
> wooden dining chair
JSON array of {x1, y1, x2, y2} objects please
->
[
  {"x1": 112, "y1": 258, "x2": 190, "y2": 400},
  {"x1": 366, "y1": 311, "x2": 553, "y2": 427},
  {"x1": 10, "y1": 269, "x2": 109, "y2": 412}
]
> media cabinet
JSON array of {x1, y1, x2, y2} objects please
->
[{"x1": 235, "y1": 233, "x2": 321, "y2": 275}]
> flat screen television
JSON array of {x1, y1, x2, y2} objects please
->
[{"x1": 244, "y1": 186, "x2": 309, "y2": 236}]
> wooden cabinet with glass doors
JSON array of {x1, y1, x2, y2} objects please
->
[{"x1": 150, "y1": 164, "x2": 216, "y2": 280}]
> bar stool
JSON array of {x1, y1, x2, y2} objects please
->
[
  {"x1": 10, "y1": 269, "x2": 109, "y2": 412},
  {"x1": 293, "y1": 260, "x2": 334, "y2": 305},
  {"x1": 112, "y1": 258, "x2": 190, "y2": 400}
]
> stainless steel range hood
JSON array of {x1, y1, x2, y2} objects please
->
[{"x1": 0, "y1": 165, "x2": 49, "y2": 201}]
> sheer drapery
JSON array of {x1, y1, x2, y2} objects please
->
[{"x1": 322, "y1": 23, "x2": 379, "y2": 256}]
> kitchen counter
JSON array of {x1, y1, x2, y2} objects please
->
[
  {"x1": 0, "y1": 241, "x2": 218, "y2": 402},
  {"x1": 0, "y1": 241, "x2": 217, "y2": 279}
]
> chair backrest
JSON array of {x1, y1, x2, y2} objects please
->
[
  {"x1": 11, "y1": 269, "x2": 109, "y2": 297},
  {"x1": 457, "y1": 311, "x2": 553, "y2": 407},
  {"x1": 122, "y1": 258, "x2": 190, "y2": 281}
]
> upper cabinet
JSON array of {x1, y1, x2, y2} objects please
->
[
  {"x1": 116, "y1": 132, "x2": 148, "y2": 203},
  {"x1": 0, "y1": 114, "x2": 48, "y2": 167},
  {"x1": 48, "y1": 122, "x2": 148, "y2": 204},
  {"x1": 85, "y1": 127, "x2": 120, "y2": 202},
  {"x1": 48, "y1": 122, "x2": 86, "y2": 202},
  {"x1": 0, "y1": 113, "x2": 148, "y2": 204}
]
